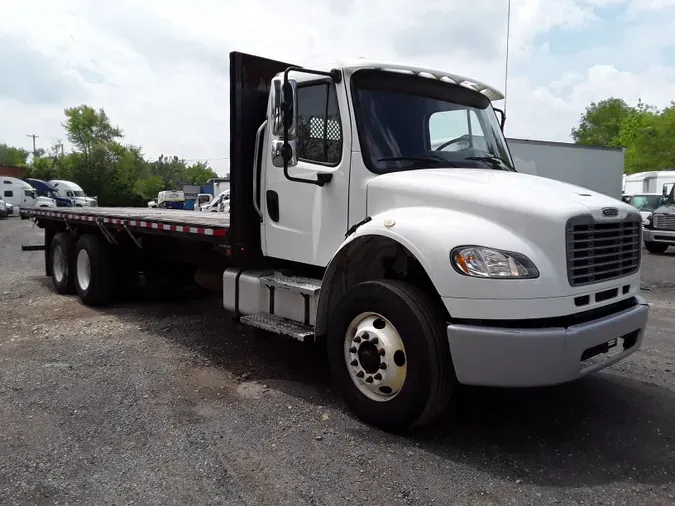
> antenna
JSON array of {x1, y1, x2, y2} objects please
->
[{"x1": 503, "y1": 0, "x2": 511, "y2": 116}]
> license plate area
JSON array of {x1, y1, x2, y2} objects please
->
[{"x1": 579, "y1": 330, "x2": 639, "y2": 369}]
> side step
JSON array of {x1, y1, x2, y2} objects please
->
[
  {"x1": 239, "y1": 314, "x2": 315, "y2": 343},
  {"x1": 260, "y1": 272, "x2": 321, "y2": 295}
]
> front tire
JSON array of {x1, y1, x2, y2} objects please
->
[
  {"x1": 645, "y1": 241, "x2": 669, "y2": 254},
  {"x1": 326, "y1": 279, "x2": 456, "y2": 432},
  {"x1": 74, "y1": 234, "x2": 113, "y2": 306},
  {"x1": 50, "y1": 232, "x2": 76, "y2": 294}
]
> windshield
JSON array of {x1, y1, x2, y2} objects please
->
[
  {"x1": 629, "y1": 194, "x2": 663, "y2": 211},
  {"x1": 351, "y1": 70, "x2": 513, "y2": 173},
  {"x1": 73, "y1": 191, "x2": 85, "y2": 197}
]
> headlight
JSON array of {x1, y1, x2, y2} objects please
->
[{"x1": 450, "y1": 246, "x2": 539, "y2": 279}]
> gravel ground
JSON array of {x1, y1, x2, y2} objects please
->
[{"x1": 1, "y1": 216, "x2": 675, "y2": 505}]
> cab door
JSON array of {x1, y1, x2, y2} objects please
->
[
  {"x1": 261, "y1": 76, "x2": 351, "y2": 267},
  {"x1": 23, "y1": 189, "x2": 38, "y2": 207}
]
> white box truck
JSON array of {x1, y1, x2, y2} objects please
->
[
  {"x1": 507, "y1": 138, "x2": 625, "y2": 200},
  {"x1": 21, "y1": 52, "x2": 649, "y2": 432}
]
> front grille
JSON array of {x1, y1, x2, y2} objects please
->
[
  {"x1": 653, "y1": 214, "x2": 675, "y2": 230},
  {"x1": 566, "y1": 214, "x2": 641, "y2": 286}
]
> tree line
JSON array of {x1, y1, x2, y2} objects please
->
[
  {"x1": 0, "y1": 105, "x2": 218, "y2": 206},
  {"x1": 571, "y1": 97, "x2": 675, "y2": 174}
]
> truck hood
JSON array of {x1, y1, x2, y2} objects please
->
[
  {"x1": 366, "y1": 168, "x2": 635, "y2": 238},
  {"x1": 74, "y1": 196, "x2": 97, "y2": 206}
]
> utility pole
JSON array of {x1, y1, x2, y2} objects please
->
[{"x1": 26, "y1": 134, "x2": 39, "y2": 157}]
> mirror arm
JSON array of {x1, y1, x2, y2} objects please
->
[{"x1": 281, "y1": 66, "x2": 342, "y2": 187}]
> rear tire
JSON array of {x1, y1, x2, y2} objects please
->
[
  {"x1": 645, "y1": 241, "x2": 669, "y2": 254},
  {"x1": 326, "y1": 279, "x2": 456, "y2": 432},
  {"x1": 50, "y1": 232, "x2": 76, "y2": 294},
  {"x1": 74, "y1": 234, "x2": 113, "y2": 306}
]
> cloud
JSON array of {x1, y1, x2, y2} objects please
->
[
  {"x1": 0, "y1": 35, "x2": 82, "y2": 104},
  {"x1": 0, "y1": 0, "x2": 674, "y2": 173}
]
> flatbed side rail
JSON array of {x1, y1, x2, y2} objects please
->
[{"x1": 21, "y1": 208, "x2": 229, "y2": 243}]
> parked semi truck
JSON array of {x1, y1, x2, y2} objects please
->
[
  {"x1": 20, "y1": 52, "x2": 649, "y2": 432},
  {"x1": 506, "y1": 138, "x2": 625, "y2": 200},
  {"x1": 642, "y1": 184, "x2": 675, "y2": 254}
]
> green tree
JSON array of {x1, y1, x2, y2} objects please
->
[
  {"x1": 630, "y1": 102, "x2": 675, "y2": 173},
  {"x1": 0, "y1": 143, "x2": 30, "y2": 167},
  {"x1": 63, "y1": 105, "x2": 122, "y2": 162},
  {"x1": 571, "y1": 98, "x2": 633, "y2": 146},
  {"x1": 135, "y1": 175, "x2": 164, "y2": 200},
  {"x1": 184, "y1": 161, "x2": 217, "y2": 184},
  {"x1": 150, "y1": 154, "x2": 187, "y2": 189}
]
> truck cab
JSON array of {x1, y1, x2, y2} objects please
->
[
  {"x1": 23, "y1": 178, "x2": 74, "y2": 207},
  {"x1": 643, "y1": 184, "x2": 675, "y2": 254},
  {"x1": 1, "y1": 177, "x2": 56, "y2": 210},
  {"x1": 48, "y1": 180, "x2": 97, "y2": 207},
  {"x1": 222, "y1": 53, "x2": 648, "y2": 429}
]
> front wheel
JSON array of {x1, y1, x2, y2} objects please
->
[
  {"x1": 645, "y1": 241, "x2": 669, "y2": 254},
  {"x1": 326, "y1": 279, "x2": 456, "y2": 432}
]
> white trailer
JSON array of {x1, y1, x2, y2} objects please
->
[
  {"x1": 21, "y1": 52, "x2": 649, "y2": 432},
  {"x1": 506, "y1": 138, "x2": 625, "y2": 200},
  {"x1": 624, "y1": 170, "x2": 675, "y2": 197}
]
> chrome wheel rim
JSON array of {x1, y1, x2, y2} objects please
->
[
  {"x1": 76, "y1": 249, "x2": 91, "y2": 291},
  {"x1": 344, "y1": 312, "x2": 407, "y2": 402}
]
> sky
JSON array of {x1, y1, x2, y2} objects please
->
[{"x1": 1, "y1": 0, "x2": 675, "y2": 176}]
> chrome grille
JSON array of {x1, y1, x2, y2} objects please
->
[
  {"x1": 653, "y1": 214, "x2": 675, "y2": 230},
  {"x1": 566, "y1": 214, "x2": 641, "y2": 286}
]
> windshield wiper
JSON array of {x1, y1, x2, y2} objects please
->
[
  {"x1": 464, "y1": 155, "x2": 515, "y2": 171},
  {"x1": 377, "y1": 155, "x2": 458, "y2": 167}
]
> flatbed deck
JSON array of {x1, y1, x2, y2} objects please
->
[{"x1": 21, "y1": 207, "x2": 230, "y2": 242}]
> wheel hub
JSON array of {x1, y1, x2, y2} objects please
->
[{"x1": 344, "y1": 313, "x2": 407, "y2": 402}]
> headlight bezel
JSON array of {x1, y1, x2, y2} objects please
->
[{"x1": 450, "y1": 245, "x2": 540, "y2": 280}]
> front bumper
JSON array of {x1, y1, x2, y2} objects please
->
[
  {"x1": 447, "y1": 296, "x2": 649, "y2": 387},
  {"x1": 644, "y1": 228, "x2": 675, "y2": 243}
]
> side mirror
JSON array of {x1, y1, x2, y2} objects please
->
[
  {"x1": 271, "y1": 139, "x2": 297, "y2": 168},
  {"x1": 493, "y1": 107, "x2": 506, "y2": 130},
  {"x1": 271, "y1": 77, "x2": 297, "y2": 139},
  {"x1": 663, "y1": 184, "x2": 670, "y2": 198}
]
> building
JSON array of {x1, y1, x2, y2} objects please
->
[{"x1": 0, "y1": 165, "x2": 24, "y2": 178}]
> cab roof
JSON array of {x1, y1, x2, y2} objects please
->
[{"x1": 307, "y1": 57, "x2": 504, "y2": 101}]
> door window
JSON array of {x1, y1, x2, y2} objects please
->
[
  {"x1": 296, "y1": 82, "x2": 342, "y2": 165},
  {"x1": 4, "y1": 191, "x2": 12, "y2": 197}
]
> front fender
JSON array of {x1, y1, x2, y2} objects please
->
[{"x1": 328, "y1": 206, "x2": 558, "y2": 302}]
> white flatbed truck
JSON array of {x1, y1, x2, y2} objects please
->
[{"x1": 21, "y1": 52, "x2": 649, "y2": 432}]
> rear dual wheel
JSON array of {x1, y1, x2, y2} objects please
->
[
  {"x1": 49, "y1": 232, "x2": 113, "y2": 306},
  {"x1": 74, "y1": 235, "x2": 113, "y2": 306},
  {"x1": 50, "y1": 232, "x2": 76, "y2": 294},
  {"x1": 326, "y1": 279, "x2": 456, "y2": 432}
]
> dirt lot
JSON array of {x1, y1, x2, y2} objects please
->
[{"x1": 1, "y1": 216, "x2": 675, "y2": 505}]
